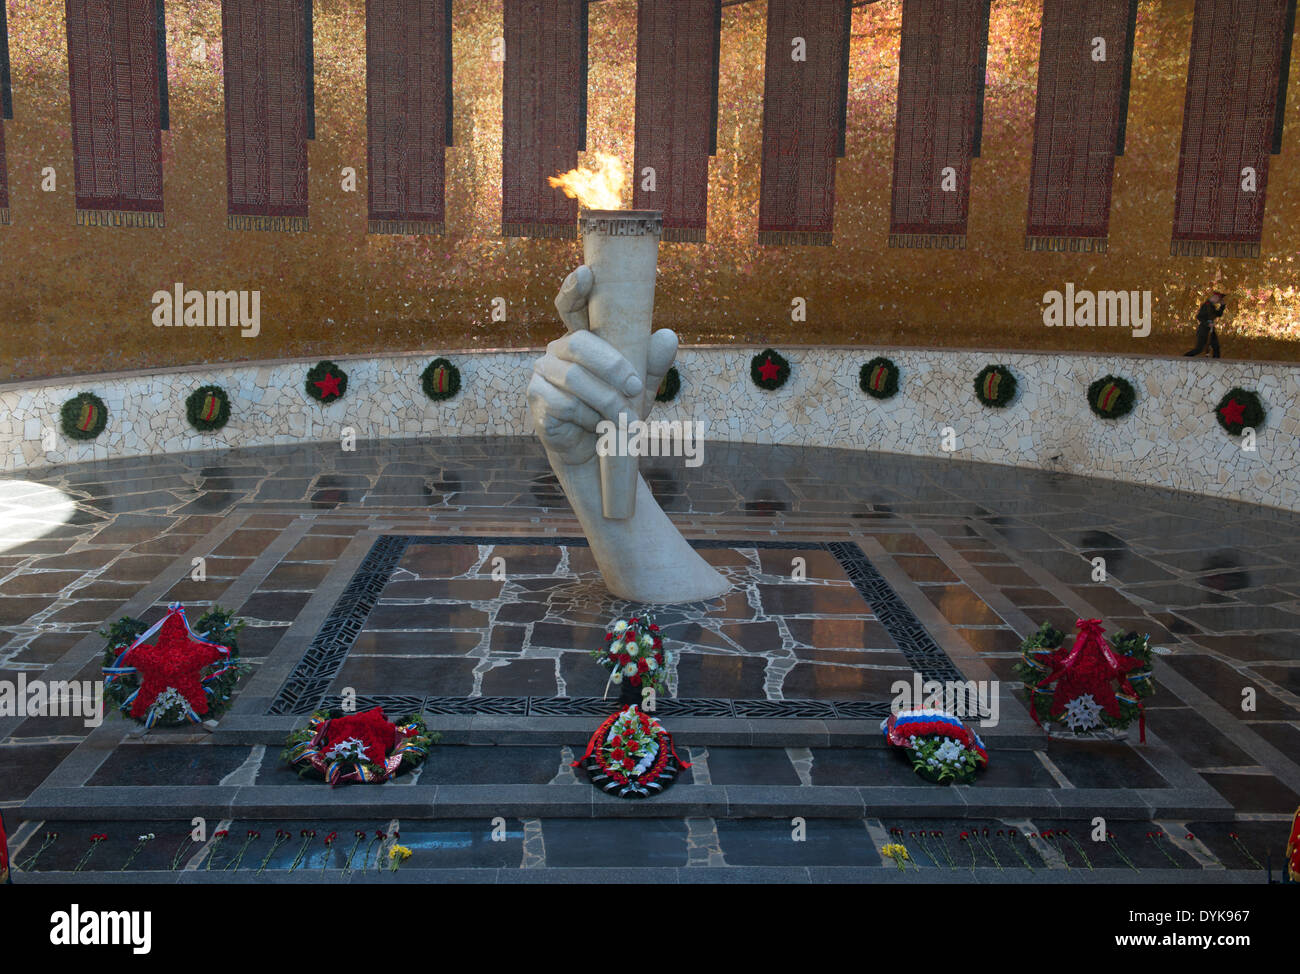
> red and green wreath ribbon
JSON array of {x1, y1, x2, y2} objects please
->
[
  {"x1": 76, "y1": 401, "x2": 98, "y2": 430},
  {"x1": 973, "y1": 364, "x2": 1016, "y2": 408},
  {"x1": 1087, "y1": 374, "x2": 1136, "y2": 420},
  {"x1": 60, "y1": 391, "x2": 109, "y2": 441},
  {"x1": 859, "y1": 356, "x2": 900, "y2": 399},
  {"x1": 186, "y1": 385, "x2": 232, "y2": 432},
  {"x1": 421, "y1": 357, "x2": 461, "y2": 402}
]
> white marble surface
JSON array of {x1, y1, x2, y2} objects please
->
[{"x1": 1, "y1": 348, "x2": 1296, "y2": 510}]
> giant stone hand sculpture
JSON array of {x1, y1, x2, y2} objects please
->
[{"x1": 527, "y1": 245, "x2": 728, "y2": 604}]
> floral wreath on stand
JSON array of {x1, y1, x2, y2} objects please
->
[
  {"x1": 1214, "y1": 388, "x2": 1265, "y2": 436},
  {"x1": 655, "y1": 366, "x2": 681, "y2": 403},
  {"x1": 882, "y1": 709, "x2": 988, "y2": 784},
  {"x1": 421, "y1": 357, "x2": 462, "y2": 402},
  {"x1": 859, "y1": 357, "x2": 900, "y2": 400},
  {"x1": 973, "y1": 364, "x2": 1016, "y2": 408},
  {"x1": 101, "y1": 604, "x2": 247, "y2": 729},
  {"x1": 1087, "y1": 375, "x2": 1136, "y2": 420},
  {"x1": 592, "y1": 615, "x2": 670, "y2": 703},
  {"x1": 573, "y1": 705, "x2": 689, "y2": 799},
  {"x1": 305, "y1": 360, "x2": 349, "y2": 404},
  {"x1": 1014, "y1": 619, "x2": 1154, "y2": 741},
  {"x1": 60, "y1": 391, "x2": 109, "y2": 441},
  {"x1": 185, "y1": 385, "x2": 232, "y2": 432},
  {"x1": 750, "y1": 348, "x2": 791, "y2": 391},
  {"x1": 282, "y1": 707, "x2": 437, "y2": 786}
]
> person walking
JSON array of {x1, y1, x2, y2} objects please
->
[{"x1": 1183, "y1": 290, "x2": 1226, "y2": 358}]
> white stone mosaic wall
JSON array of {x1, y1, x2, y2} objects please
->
[{"x1": 1, "y1": 347, "x2": 1296, "y2": 510}]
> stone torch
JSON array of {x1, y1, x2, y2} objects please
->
[{"x1": 578, "y1": 208, "x2": 663, "y2": 520}]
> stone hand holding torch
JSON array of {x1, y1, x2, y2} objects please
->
[{"x1": 528, "y1": 178, "x2": 726, "y2": 603}]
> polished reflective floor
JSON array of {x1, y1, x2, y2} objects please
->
[{"x1": 2, "y1": 438, "x2": 1297, "y2": 880}]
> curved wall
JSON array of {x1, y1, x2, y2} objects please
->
[{"x1": 1, "y1": 347, "x2": 1296, "y2": 510}]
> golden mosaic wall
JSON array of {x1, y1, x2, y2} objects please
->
[{"x1": 0, "y1": 0, "x2": 1297, "y2": 382}]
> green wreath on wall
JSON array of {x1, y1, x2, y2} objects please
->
[
  {"x1": 60, "y1": 392, "x2": 109, "y2": 441},
  {"x1": 751, "y1": 349, "x2": 791, "y2": 391},
  {"x1": 973, "y1": 364, "x2": 1016, "y2": 408},
  {"x1": 859, "y1": 357, "x2": 900, "y2": 400},
  {"x1": 185, "y1": 385, "x2": 232, "y2": 432},
  {"x1": 1086, "y1": 375, "x2": 1136, "y2": 420},
  {"x1": 421, "y1": 358, "x2": 462, "y2": 402},
  {"x1": 1214, "y1": 388, "x2": 1265, "y2": 436},
  {"x1": 655, "y1": 366, "x2": 681, "y2": 403},
  {"x1": 305, "y1": 360, "x2": 348, "y2": 404}
]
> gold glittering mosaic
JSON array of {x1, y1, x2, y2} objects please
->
[{"x1": 0, "y1": 0, "x2": 1296, "y2": 381}]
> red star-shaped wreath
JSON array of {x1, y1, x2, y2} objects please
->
[
  {"x1": 313, "y1": 371, "x2": 343, "y2": 400},
  {"x1": 121, "y1": 610, "x2": 227, "y2": 719},
  {"x1": 757, "y1": 356, "x2": 782, "y2": 383},
  {"x1": 1031, "y1": 618, "x2": 1147, "y2": 739},
  {"x1": 1218, "y1": 397, "x2": 1246, "y2": 427}
]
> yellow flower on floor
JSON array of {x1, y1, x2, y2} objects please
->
[
  {"x1": 388, "y1": 844, "x2": 413, "y2": 871},
  {"x1": 880, "y1": 843, "x2": 911, "y2": 870}
]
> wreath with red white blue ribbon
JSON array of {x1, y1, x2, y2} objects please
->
[{"x1": 882, "y1": 708, "x2": 989, "y2": 784}]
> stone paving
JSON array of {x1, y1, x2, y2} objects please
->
[{"x1": 1, "y1": 437, "x2": 1298, "y2": 881}]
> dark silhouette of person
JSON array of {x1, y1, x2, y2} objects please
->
[{"x1": 1183, "y1": 291, "x2": 1225, "y2": 358}]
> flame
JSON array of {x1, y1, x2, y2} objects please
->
[{"x1": 548, "y1": 152, "x2": 626, "y2": 210}]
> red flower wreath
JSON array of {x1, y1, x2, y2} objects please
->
[
  {"x1": 573, "y1": 706, "x2": 690, "y2": 799},
  {"x1": 318, "y1": 707, "x2": 398, "y2": 764},
  {"x1": 1029, "y1": 618, "x2": 1148, "y2": 741},
  {"x1": 118, "y1": 610, "x2": 229, "y2": 720}
]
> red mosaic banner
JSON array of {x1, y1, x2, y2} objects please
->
[
  {"x1": 501, "y1": 0, "x2": 588, "y2": 239},
  {"x1": 631, "y1": 0, "x2": 721, "y2": 242},
  {"x1": 889, "y1": 0, "x2": 990, "y2": 249},
  {"x1": 366, "y1": 0, "x2": 453, "y2": 235},
  {"x1": 1025, "y1": 0, "x2": 1137, "y2": 253},
  {"x1": 221, "y1": 0, "x2": 312, "y2": 231},
  {"x1": 66, "y1": 0, "x2": 166, "y2": 227},
  {"x1": 757, "y1": 0, "x2": 853, "y2": 246},
  {"x1": 1171, "y1": 0, "x2": 1295, "y2": 258},
  {"x1": 0, "y1": 0, "x2": 10, "y2": 225}
]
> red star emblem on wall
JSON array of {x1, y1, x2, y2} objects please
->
[
  {"x1": 757, "y1": 356, "x2": 782, "y2": 383},
  {"x1": 313, "y1": 372, "x2": 343, "y2": 400},
  {"x1": 121, "y1": 612, "x2": 226, "y2": 719},
  {"x1": 1218, "y1": 398, "x2": 1246, "y2": 427}
]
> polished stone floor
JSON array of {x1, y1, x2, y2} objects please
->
[{"x1": 1, "y1": 437, "x2": 1298, "y2": 880}]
